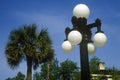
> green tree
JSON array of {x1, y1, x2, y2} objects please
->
[
  {"x1": 33, "y1": 72, "x2": 41, "y2": 80},
  {"x1": 14, "y1": 72, "x2": 25, "y2": 80},
  {"x1": 111, "y1": 67, "x2": 120, "y2": 80},
  {"x1": 5, "y1": 24, "x2": 54, "y2": 80},
  {"x1": 59, "y1": 59, "x2": 79, "y2": 80},
  {"x1": 73, "y1": 71, "x2": 81, "y2": 80},
  {"x1": 6, "y1": 78, "x2": 12, "y2": 80},
  {"x1": 34, "y1": 58, "x2": 59, "y2": 80},
  {"x1": 5, "y1": 72, "x2": 25, "y2": 80},
  {"x1": 48, "y1": 58, "x2": 59, "y2": 80},
  {"x1": 89, "y1": 56, "x2": 100, "y2": 73}
]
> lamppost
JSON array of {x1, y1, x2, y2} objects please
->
[{"x1": 61, "y1": 4, "x2": 107, "y2": 80}]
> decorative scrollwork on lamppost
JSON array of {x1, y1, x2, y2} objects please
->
[{"x1": 61, "y1": 4, "x2": 107, "y2": 80}]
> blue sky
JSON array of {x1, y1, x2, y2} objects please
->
[{"x1": 0, "y1": 0, "x2": 120, "y2": 79}]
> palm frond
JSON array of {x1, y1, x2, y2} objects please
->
[
  {"x1": 5, "y1": 24, "x2": 54, "y2": 70},
  {"x1": 5, "y1": 42, "x2": 23, "y2": 69},
  {"x1": 33, "y1": 28, "x2": 54, "y2": 70}
]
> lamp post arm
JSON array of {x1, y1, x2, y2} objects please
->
[
  {"x1": 87, "y1": 23, "x2": 96, "y2": 29},
  {"x1": 65, "y1": 27, "x2": 71, "y2": 35},
  {"x1": 87, "y1": 18, "x2": 103, "y2": 33},
  {"x1": 64, "y1": 27, "x2": 71, "y2": 40}
]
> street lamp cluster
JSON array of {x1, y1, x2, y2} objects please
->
[{"x1": 61, "y1": 4, "x2": 107, "y2": 80}]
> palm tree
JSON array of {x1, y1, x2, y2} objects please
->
[{"x1": 5, "y1": 24, "x2": 54, "y2": 80}]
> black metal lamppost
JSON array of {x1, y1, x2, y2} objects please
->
[{"x1": 61, "y1": 4, "x2": 107, "y2": 80}]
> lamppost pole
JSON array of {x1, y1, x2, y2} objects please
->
[
  {"x1": 62, "y1": 4, "x2": 107, "y2": 80},
  {"x1": 80, "y1": 40, "x2": 90, "y2": 80}
]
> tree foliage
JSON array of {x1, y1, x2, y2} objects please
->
[
  {"x1": 89, "y1": 56, "x2": 100, "y2": 73},
  {"x1": 5, "y1": 24, "x2": 54, "y2": 80},
  {"x1": 5, "y1": 72, "x2": 25, "y2": 80},
  {"x1": 33, "y1": 72, "x2": 41, "y2": 80},
  {"x1": 33, "y1": 59, "x2": 79, "y2": 80},
  {"x1": 110, "y1": 67, "x2": 120, "y2": 80},
  {"x1": 59, "y1": 59, "x2": 79, "y2": 80},
  {"x1": 33, "y1": 58, "x2": 59, "y2": 80}
]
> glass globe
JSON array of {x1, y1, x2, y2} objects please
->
[
  {"x1": 68, "y1": 30, "x2": 82, "y2": 45},
  {"x1": 93, "y1": 32, "x2": 107, "y2": 47},
  {"x1": 61, "y1": 40, "x2": 74, "y2": 53},
  {"x1": 73, "y1": 4, "x2": 90, "y2": 19},
  {"x1": 87, "y1": 43, "x2": 96, "y2": 54}
]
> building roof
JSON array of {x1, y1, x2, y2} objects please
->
[{"x1": 93, "y1": 70, "x2": 112, "y2": 75}]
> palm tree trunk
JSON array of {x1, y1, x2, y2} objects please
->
[
  {"x1": 47, "y1": 61, "x2": 50, "y2": 80},
  {"x1": 26, "y1": 57, "x2": 32, "y2": 80}
]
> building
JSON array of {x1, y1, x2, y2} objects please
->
[{"x1": 91, "y1": 62, "x2": 112, "y2": 80}]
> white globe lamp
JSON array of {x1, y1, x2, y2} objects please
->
[
  {"x1": 73, "y1": 4, "x2": 90, "y2": 19},
  {"x1": 68, "y1": 30, "x2": 82, "y2": 45},
  {"x1": 93, "y1": 32, "x2": 107, "y2": 47},
  {"x1": 62, "y1": 40, "x2": 73, "y2": 53},
  {"x1": 87, "y1": 43, "x2": 96, "y2": 54}
]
